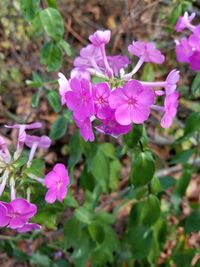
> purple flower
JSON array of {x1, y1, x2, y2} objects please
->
[
  {"x1": 128, "y1": 41, "x2": 165, "y2": 64},
  {"x1": 5, "y1": 123, "x2": 42, "y2": 160},
  {"x1": 1, "y1": 199, "x2": 37, "y2": 229},
  {"x1": 25, "y1": 135, "x2": 51, "y2": 166},
  {"x1": 93, "y1": 82, "x2": 111, "y2": 120},
  {"x1": 175, "y1": 37, "x2": 193, "y2": 63},
  {"x1": 0, "y1": 136, "x2": 11, "y2": 163},
  {"x1": 58, "y1": 73, "x2": 71, "y2": 105},
  {"x1": 0, "y1": 202, "x2": 10, "y2": 227},
  {"x1": 74, "y1": 116, "x2": 95, "y2": 142},
  {"x1": 65, "y1": 78, "x2": 94, "y2": 120},
  {"x1": 175, "y1": 12, "x2": 196, "y2": 32},
  {"x1": 165, "y1": 69, "x2": 180, "y2": 95},
  {"x1": 74, "y1": 44, "x2": 102, "y2": 69},
  {"x1": 70, "y1": 67, "x2": 91, "y2": 80},
  {"x1": 45, "y1": 163, "x2": 70, "y2": 204},
  {"x1": 17, "y1": 223, "x2": 41, "y2": 233},
  {"x1": 89, "y1": 30, "x2": 111, "y2": 46},
  {"x1": 189, "y1": 51, "x2": 200, "y2": 70},
  {"x1": 161, "y1": 91, "x2": 179, "y2": 128},
  {"x1": 96, "y1": 112, "x2": 132, "y2": 138},
  {"x1": 109, "y1": 80, "x2": 154, "y2": 125},
  {"x1": 188, "y1": 26, "x2": 200, "y2": 51}
]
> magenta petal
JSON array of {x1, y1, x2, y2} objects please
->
[
  {"x1": 45, "y1": 188, "x2": 57, "y2": 204},
  {"x1": 115, "y1": 104, "x2": 132, "y2": 125},
  {"x1": 57, "y1": 187, "x2": 67, "y2": 202},
  {"x1": 0, "y1": 203, "x2": 10, "y2": 227},
  {"x1": 109, "y1": 88, "x2": 126, "y2": 109},
  {"x1": 17, "y1": 223, "x2": 41, "y2": 233},
  {"x1": 11, "y1": 199, "x2": 31, "y2": 214},
  {"x1": 53, "y1": 164, "x2": 69, "y2": 182},
  {"x1": 45, "y1": 172, "x2": 58, "y2": 188},
  {"x1": 161, "y1": 114, "x2": 173, "y2": 128},
  {"x1": 131, "y1": 104, "x2": 150, "y2": 124},
  {"x1": 9, "y1": 216, "x2": 27, "y2": 229}
]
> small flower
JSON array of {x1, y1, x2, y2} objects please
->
[
  {"x1": 93, "y1": 82, "x2": 112, "y2": 120},
  {"x1": 98, "y1": 55, "x2": 130, "y2": 76},
  {"x1": 58, "y1": 73, "x2": 71, "y2": 105},
  {"x1": 175, "y1": 37, "x2": 193, "y2": 63},
  {"x1": 0, "y1": 202, "x2": 10, "y2": 227},
  {"x1": 109, "y1": 80, "x2": 155, "y2": 125},
  {"x1": 5, "y1": 123, "x2": 42, "y2": 160},
  {"x1": 65, "y1": 78, "x2": 94, "y2": 120},
  {"x1": 189, "y1": 51, "x2": 200, "y2": 71},
  {"x1": 175, "y1": 12, "x2": 196, "y2": 32},
  {"x1": 161, "y1": 91, "x2": 179, "y2": 128},
  {"x1": 128, "y1": 41, "x2": 165, "y2": 64},
  {"x1": 96, "y1": 112, "x2": 132, "y2": 138},
  {"x1": 74, "y1": 117, "x2": 95, "y2": 142},
  {"x1": 165, "y1": 69, "x2": 180, "y2": 94},
  {"x1": 1, "y1": 198, "x2": 37, "y2": 229},
  {"x1": 89, "y1": 30, "x2": 111, "y2": 46},
  {"x1": 25, "y1": 135, "x2": 51, "y2": 166},
  {"x1": 188, "y1": 25, "x2": 200, "y2": 51},
  {"x1": 0, "y1": 136, "x2": 11, "y2": 163},
  {"x1": 45, "y1": 163, "x2": 70, "y2": 204}
]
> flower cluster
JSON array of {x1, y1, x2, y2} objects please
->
[
  {"x1": 58, "y1": 30, "x2": 180, "y2": 141},
  {"x1": 0, "y1": 124, "x2": 70, "y2": 232},
  {"x1": 175, "y1": 12, "x2": 200, "y2": 70}
]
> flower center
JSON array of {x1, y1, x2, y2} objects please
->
[{"x1": 127, "y1": 97, "x2": 137, "y2": 106}]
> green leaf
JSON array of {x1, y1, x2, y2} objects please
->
[
  {"x1": 75, "y1": 207, "x2": 93, "y2": 224},
  {"x1": 159, "y1": 176, "x2": 176, "y2": 190},
  {"x1": 46, "y1": 90, "x2": 61, "y2": 112},
  {"x1": 63, "y1": 216, "x2": 82, "y2": 249},
  {"x1": 168, "y1": 3, "x2": 183, "y2": 26},
  {"x1": 68, "y1": 131, "x2": 82, "y2": 169},
  {"x1": 109, "y1": 159, "x2": 121, "y2": 190},
  {"x1": 192, "y1": 73, "x2": 200, "y2": 97},
  {"x1": 173, "y1": 168, "x2": 192, "y2": 197},
  {"x1": 40, "y1": 42, "x2": 62, "y2": 71},
  {"x1": 140, "y1": 195, "x2": 161, "y2": 227},
  {"x1": 45, "y1": 0, "x2": 57, "y2": 8},
  {"x1": 50, "y1": 116, "x2": 67, "y2": 141},
  {"x1": 25, "y1": 158, "x2": 45, "y2": 177},
  {"x1": 40, "y1": 7, "x2": 64, "y2": 41},
  {"x1": 130, "y1": 151, "x2": 155, "y2": 187},
  {"x1": 32, "y1": 87, "x2": 43, "y2": 108},
  {"x1": 20, "y1": 0, "x2": 40, "y2": 21},
  {"x1": 88, "y1": 222, "x2": 105, "y2": 244},
  {"x1": 99, "y1": 143, "x2": 115, "y2": 159},
  {"x1": 183, "y1": 112, "x2": 200, "y2": 138},
  {"x1": 141, "y1": 64, "x2": 155, "y2": 81},
  {"x1": 123, "y1": 124, "x2": 143, "y2": 149},
  {"x1": 30, "y1": 253, "x2": 51, "y2": 267},
  {"x1": 59, "y1": 40, "x2": 72, "y2": 56},
  {"x1": 91, "y1": 148, "x2": 110, "y2": 192},
  {"x1": 172, "y1": 251, "x2": 195, "y2": 267},
  {"x1": 171, "y1": 149, "x2": 196, "y2": 164},
  {"x1": 183, "y1": 208, "x2": 200, "y2": 234},
  {"x1": 127, "y1": 226, "x2": 153, "y2": 259}
]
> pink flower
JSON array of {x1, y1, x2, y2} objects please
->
[
  {"x1": 165, "y1": 69, "x2": 180, "y2": 95},
  {"x1": 128, "y1": 41, "x2": 165, "y2": 64},
  {"x1": 65, "y1": 78, "x2": 94, "y2": 120},
  {"x1": 188, "y1": 26, "x2": 200, "y2": 51},
  {"x1": 98, "y1": 55, "x2": 130, "y2": 76},
  {"x1": 161, "y1": 91, "x2": 179, "y2": 128},
  {"x1": 5, "y1": 123, "x2": 42, "y2": 160},
  {"x1": 175, "y1": 37, "x2": 193, "y2": 63},
  {"x1": 189, "y1": 51, "x2": 200, "y2": 70},
  {"x1": 175, "y1": 12, "x2": 196, "y2": 32},
  {"x1": 96, "y1": 112, "x2": 132, "y2": 137},
  {"x1": 89, "y1": 30, "x2": 111, "y2": 46},
  {"x1": 109, "y1": 80, "x2": 154, "y2": 125},
  {"x1": 45, "y1": 163, "x2": 70, "y2": 204},
  {"x1": 74, "y1": 117, "x2": 94, "y2": 142},
  {"x1": 0, "y1": 199, "x2": 37, "y2": 229},
  {"x1": 25, "y1": 135, "x2": 51, "y2": 166},
  {"x1": 70, "y1": 67, "x2": 91, "y2": 80},
  {"x1": 58, "y1": 73, "x2": 71, "y2": 105},
  {"x1": 93, "y1": 82, "x2": 112, "y2": 120},
  {"x1": 0, "y1": 136, "x2": 11, "y2": 163},
  {"x1": 74, "y1": 44, "x2": 102, "y2": 70}
]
